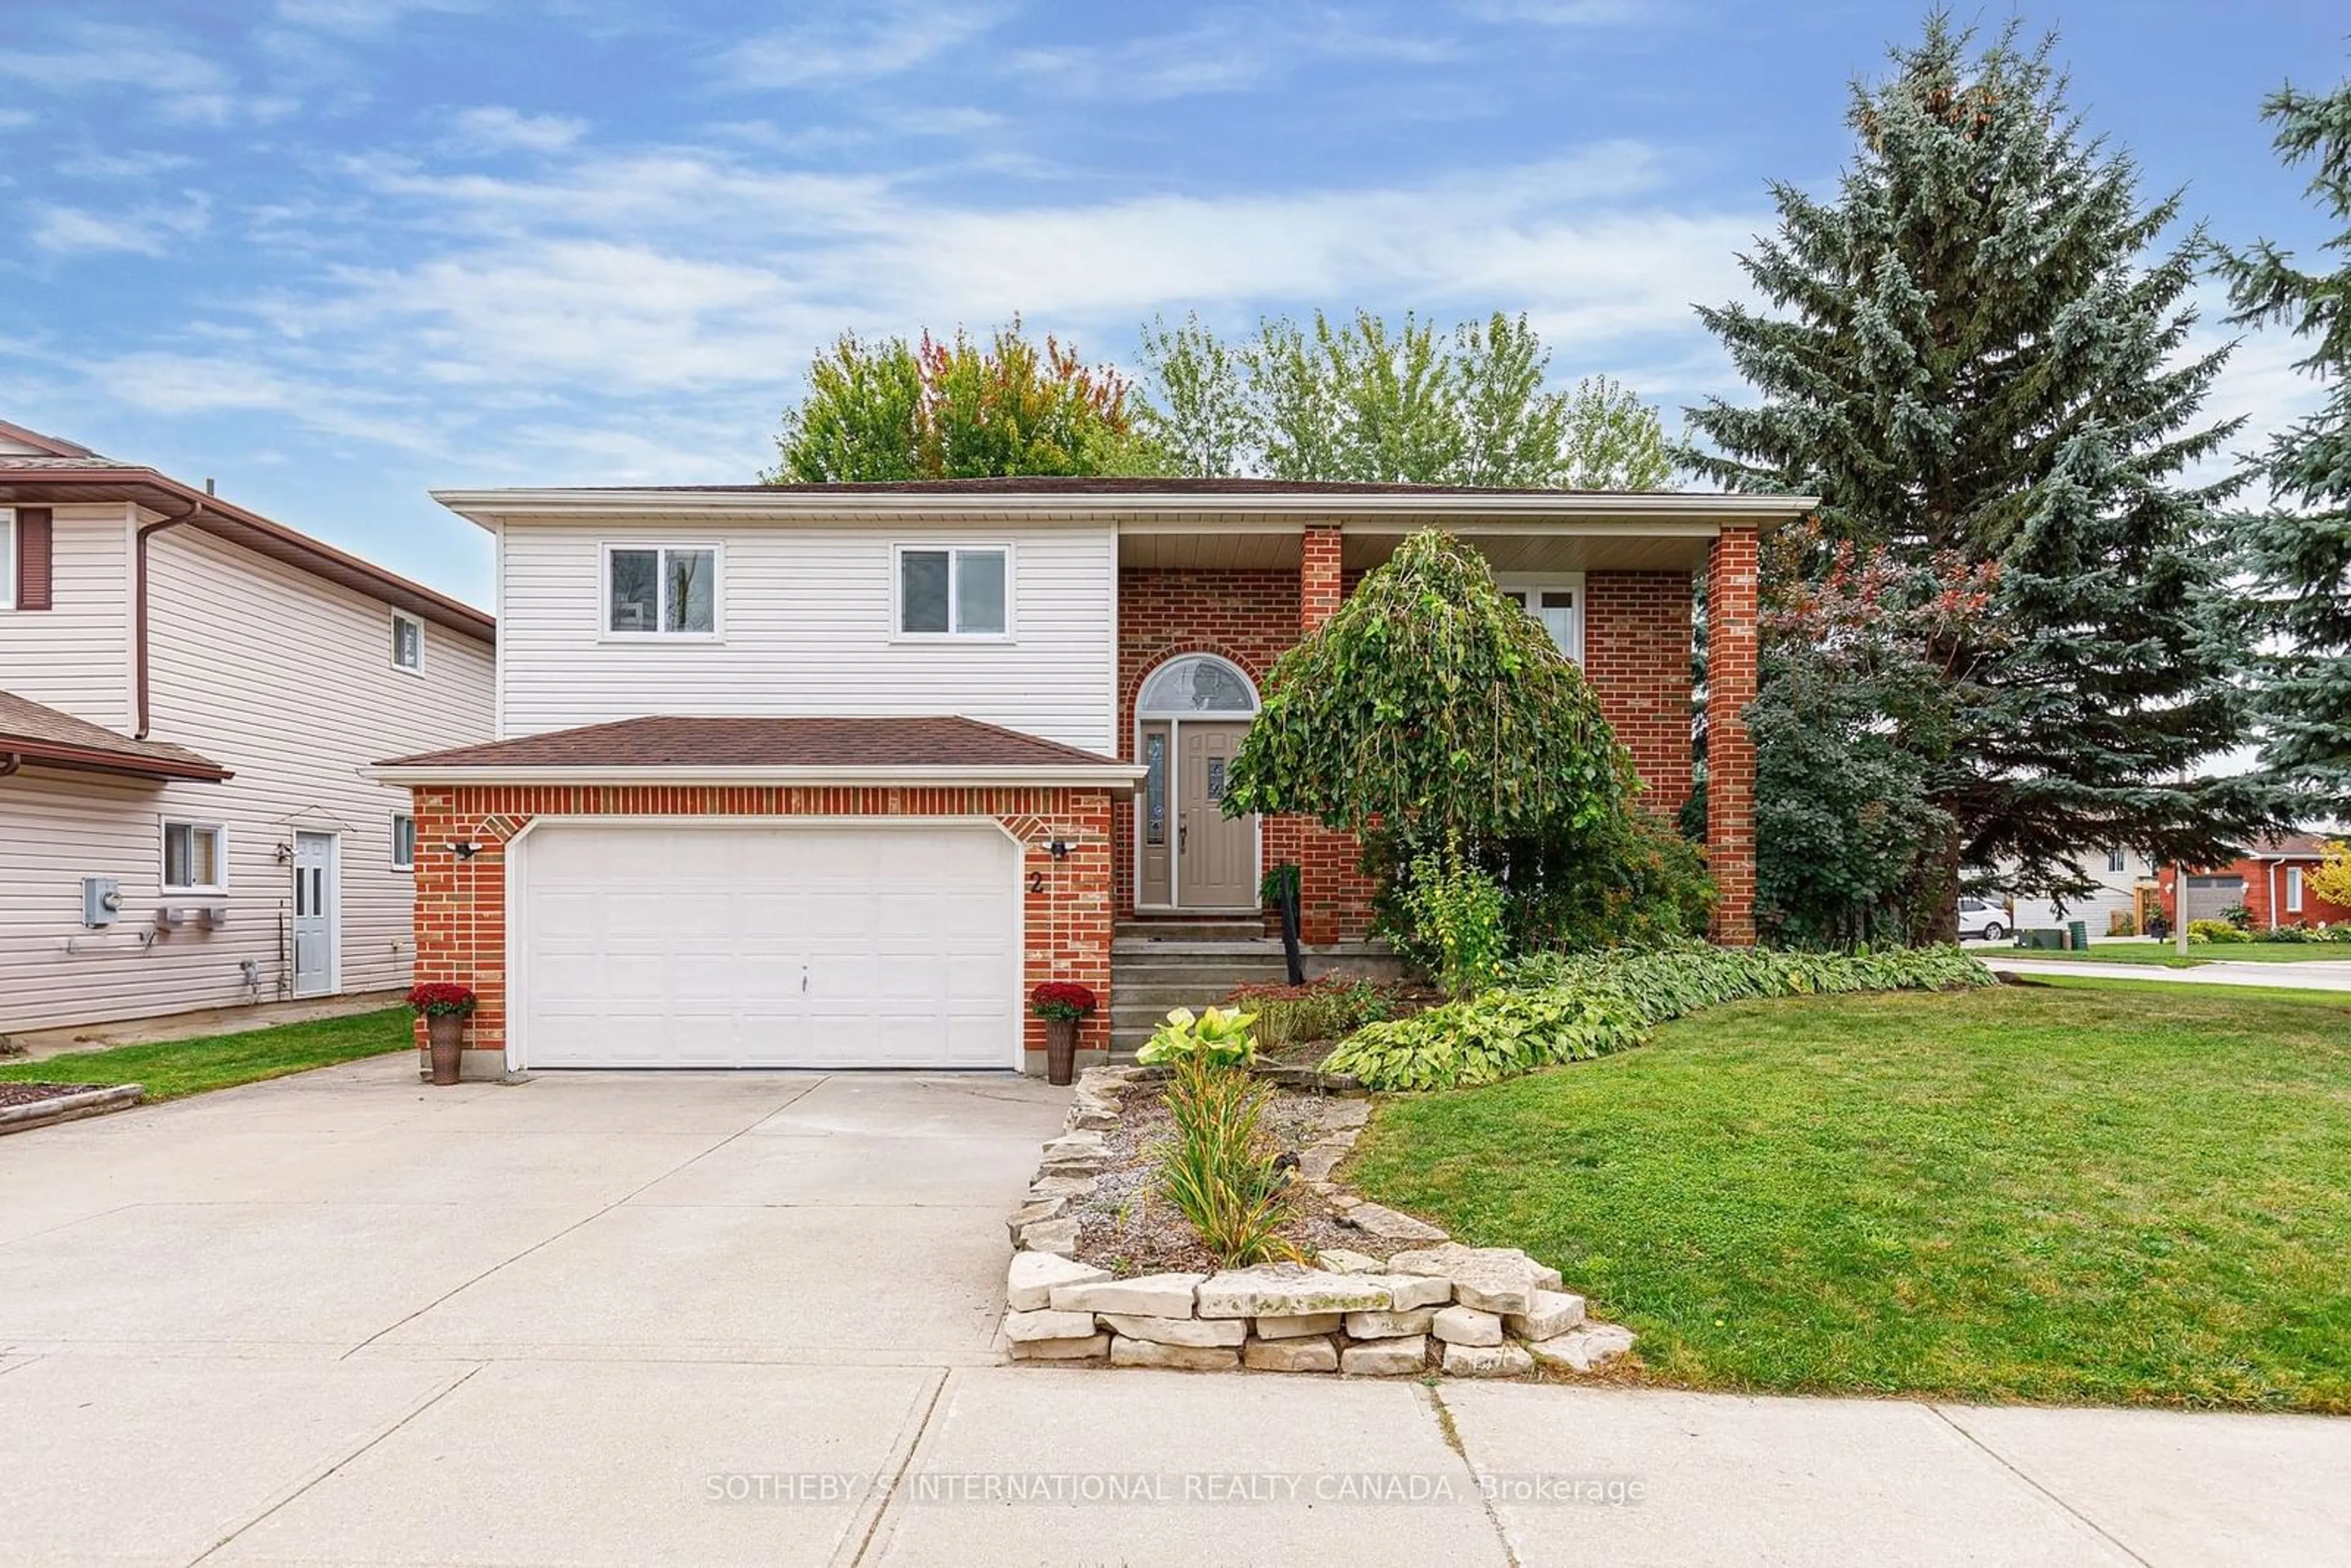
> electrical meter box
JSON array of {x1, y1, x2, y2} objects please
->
[{"x1": 81, "y1": 876, "x2": 122, "y2": 928}]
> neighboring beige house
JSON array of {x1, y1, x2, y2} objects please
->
[{"x1": 0, "y1": 420, "x2": 494, "y2": 1035}]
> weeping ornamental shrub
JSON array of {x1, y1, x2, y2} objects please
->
[
  {"x1": 1222, "y1": 528, "x2": 1714, "y2": 958},
  {"x1": 1322, "y1": 943, "x2": 1993, "y2": 1092}
]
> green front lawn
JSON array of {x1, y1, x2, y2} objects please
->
[
  {"x1": 0, "y1": 1007, "x2": 412, "y2": 1102},
  {"x1": 2001, "y1": 940, "x2": 2351, "y2": 966},
  {"x1": 1350, "y1": 983, "x2": 2351, "y2": 1412}
]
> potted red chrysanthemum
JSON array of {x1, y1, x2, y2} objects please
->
[
  {"x1": 407, "y1": 982, "x2": 477, "y2": 1085},
  {"x1": 1029, "y1": 982, "x2": 1097, "y2": 1086}
]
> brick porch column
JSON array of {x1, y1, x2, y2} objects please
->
[
  {"x1": 1295, "y1": 525, "x2": 1350, "y2": 945},
  {"x1": 1706, "y1": 527, "x2": 1760, "y2": 945}
]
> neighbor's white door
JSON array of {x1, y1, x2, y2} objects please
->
[
  {"x1": 291, "y1": 831, "x2": 337, "y2": 998},
  {"x1": 517, "y1": 823, "x2": 1021, "y2": 1069}
]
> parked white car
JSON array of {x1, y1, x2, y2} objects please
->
[{"x1": 1957, "y1": 896, "x2": 2009, "y2": 942}]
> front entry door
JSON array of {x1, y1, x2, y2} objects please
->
[
  {"x1": 292, "y1": 831, "x2": 337, "y2": 997},
  {"x1": 1177, "y1": 721, "x2": 1255, "y2": 908}
]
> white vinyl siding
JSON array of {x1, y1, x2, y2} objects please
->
[
  {"x1": 499, "y1": 519, "x2": 1116, "y2": 752},
  {"x1": 0, "y1": 503, "x2": 133, "y2": 728},
  {"x1": 0, "y1": 525, "x2": 495, "y2": 1034}
]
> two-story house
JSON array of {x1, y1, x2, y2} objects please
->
[
  {"x1": 0, "y1": 420, "x2": 495, "y2": 1035},
  {"x1": 378, "y1": 479, "x2": 1808, "y2": 1078}
]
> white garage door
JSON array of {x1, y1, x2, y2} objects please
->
[{"x1": 517, "y1": 822, "x2": 1020, "y2": 1069}]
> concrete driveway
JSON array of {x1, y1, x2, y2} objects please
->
[{"x1": 4, "y1": 1057, "x2": 2347, "y2": 1567}]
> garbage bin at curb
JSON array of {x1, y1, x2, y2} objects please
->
[{"x1": 2068, "y1": 920, "x2": 2089, "y2": 951}]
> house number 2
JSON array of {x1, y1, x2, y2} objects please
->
[{"x1": 1028, "y1": 871, "x2": 1046, "y2": 895}]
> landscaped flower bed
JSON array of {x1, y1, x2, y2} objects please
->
[{"x1": 1000, "y1": 1059, "x2": 1636, "y2": 1378}]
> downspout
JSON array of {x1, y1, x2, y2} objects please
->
[
  {"x1": 0, "y1": 754, "x2": 20, "y2": 778},
  {"x1": 134, "y1": 499, "x2": 205, "y2": 738}
]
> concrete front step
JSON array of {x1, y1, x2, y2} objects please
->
[
  {"x1": 1116, "y1": 919, "x2": 1268, "y2": 941},
  {"x1": 1112, "y1": 937, "x2": 1288, "y2": 957}
]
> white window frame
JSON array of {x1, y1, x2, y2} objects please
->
[
  {"x1": 391, "y1": 812, "x2": 417, "y2": 873},
  {"x1": 391, "y1": 612, "x2": 424, "y2": 673},
  {"x1": 599, "y1": 541, "x2": 724, "y2": 642},
  {"x1": 2106, "y1": 848, "x2": 2127, "y2": 874},
  {"x1": 892, "y1": 542, "x2": 1015, "y2": 642},
  {"x1": 0, "y1": 508, "x2": 15, "y2": 610},
  {"x1": 161, "y1": 819, "x2": 227, "y2": 895},
  {"x1": 2287, "y1": 866, "x2": 2305, "y2": 914},
  {"x1": 1496, "y1": 572, "x2": 1586, "y2": 663}
]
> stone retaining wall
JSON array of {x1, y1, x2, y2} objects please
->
[{"x1": 1002, "y1": 1065, "x2": 1635, "y2": 1378}]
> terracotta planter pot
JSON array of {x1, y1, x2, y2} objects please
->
[
  {"x1": 426, "y1": 1011, "x2": 467, "y2": 1086},
  {"x1": 1044, "y1": 1016, "x2": 1080, "y2": 1086}
]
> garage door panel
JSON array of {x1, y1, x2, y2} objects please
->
[{"x1": 520, "y1": 823, "x2": 1019, "y2": 1070}]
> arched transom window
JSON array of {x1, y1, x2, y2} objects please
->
[{"x1": 1136, "y1": 654, "x2": 1259, "y2": 716}]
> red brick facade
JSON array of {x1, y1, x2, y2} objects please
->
[
  {"x1": 1113, "y1": 565, "x2": 1382, "y2": 943},
  {"x1": 407, "y1": 783, "x2": 1115, "y2": 1076},
  {"x1": 1585, "y1": 570, "x2": 1696, "y2": 816},
  {"x1": 2156, "y1": 857, "x2": 2350, "y2": 931},
  {"x1": 1705, "y1": 528, "x2": 1761, "y2": 944}
]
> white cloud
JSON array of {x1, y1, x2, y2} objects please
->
[
  {"x1": 442, "y1": 106, "x2": 590, "y2": 155},
  {"x1": 56, "y1": 151, "x2": 197, "y2": 179},
  {"x1": 273, "y1": 0, "x2": 479, "y2": 37},
  {"x1": 0, "y1": 21, "x2": 238, "y2": 126},
  {"x1": 0, "y1": 109, "x2": 35, "y2": 131},
  {"x1": 217, "y1": 138, "x2": 1755, "y2": 413},
  {"x1": 1011, "y1": 9, "x2": 1459, "y2": 102},
  {"x1": 718, "y1": 1, "x2": 1004, "y2": 89},
  {"x1": 1458, "y1": 0, "x2": 1653, "y2": 23},
  {"x1": 30, "y1": 196, "x2": 212, "y2": 257}
]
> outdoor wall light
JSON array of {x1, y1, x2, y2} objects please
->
[
  {"x1": 1046, "y1": 838, "x2": 1073, "y2": 860},
  {"x1": 446, "y1": 841, "x2": 484, "y2": 860}
]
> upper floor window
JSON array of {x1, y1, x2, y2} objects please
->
[
  {"x1": 1496, "y1": 576, "x2": 1584, "y2": 662},
  {"x1": 896, "y1": 544, "x2": 1010, "y2": 638},
  {"x1": 391, "y1": 813, "x2": 416, "y2": 872},
  {"x1": 391, "y1": 613, "x2": 423, "y2": 672},
  {"x1": 0, "y1": 509, "x2": 13, "y2": 609},
  {"x1": 162, "y1": 820, "x2": 225, "y2": 893},
  {"x1": 606, "y1": 544, "x2": 718, "y2": 637},
  {"x1": 2106, "y1": 848, "x2": 2127, "y2": 874}
]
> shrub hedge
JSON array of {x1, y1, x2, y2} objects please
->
[{"x1": 1320, "y1": 942, "x2": 1993, "y2": 1092}]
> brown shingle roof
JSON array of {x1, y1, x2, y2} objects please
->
[
  {"x1": 381, "y1": 715, "x2": 1129, "y2": 773},
  {"x1": 0, "y1": 690, "x2": 231, "y2": 781}
]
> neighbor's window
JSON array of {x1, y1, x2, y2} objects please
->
[
  {"x1": 897, "y1": 545, "x2": 1009, "y2": 637},
  {"x1": 162, "y1": 820, "x2": 224, "y2": 892},
  {"x1": 392, "y1": 814, "x2": 416, "y2": 872},
  {"x1": 2287, "y1": 866, "x2": 2305, "y2": 913},
  {"x1": 606, "y1": 545, "x2": 718, "y2": 636},
  {"x1": 0, "y1": 509, "x2": 13, "y2": 609},
  {"x1": 391, "y1": 613, "x2": 423, "y2": 672},
  {"x1": 2106, "y1": 848, "x2": 2127, "y2": 874}
]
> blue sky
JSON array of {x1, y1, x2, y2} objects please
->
[{"x1": 2, "y1": 1, "x2": 2344, "y2": 609}]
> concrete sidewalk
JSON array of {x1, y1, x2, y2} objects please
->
[
  {"x1": 1987, "y1": 954, "x2": 2351, "y2": 991},
  {"x1": 2, "y1": 1059, "x2": 2343, "y2": 1566}
]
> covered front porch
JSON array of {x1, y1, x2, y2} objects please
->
[{"x1": 1108, "y1": 495, "x2": 1772, "y2": 946}]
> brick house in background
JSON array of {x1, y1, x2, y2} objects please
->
[
  {"x1": 375, "y1": 480, "x2": 1806, "y2": 1078},
  {"x1": 2156, "y1": 834, "x2": 2350, "y2": 931}
]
